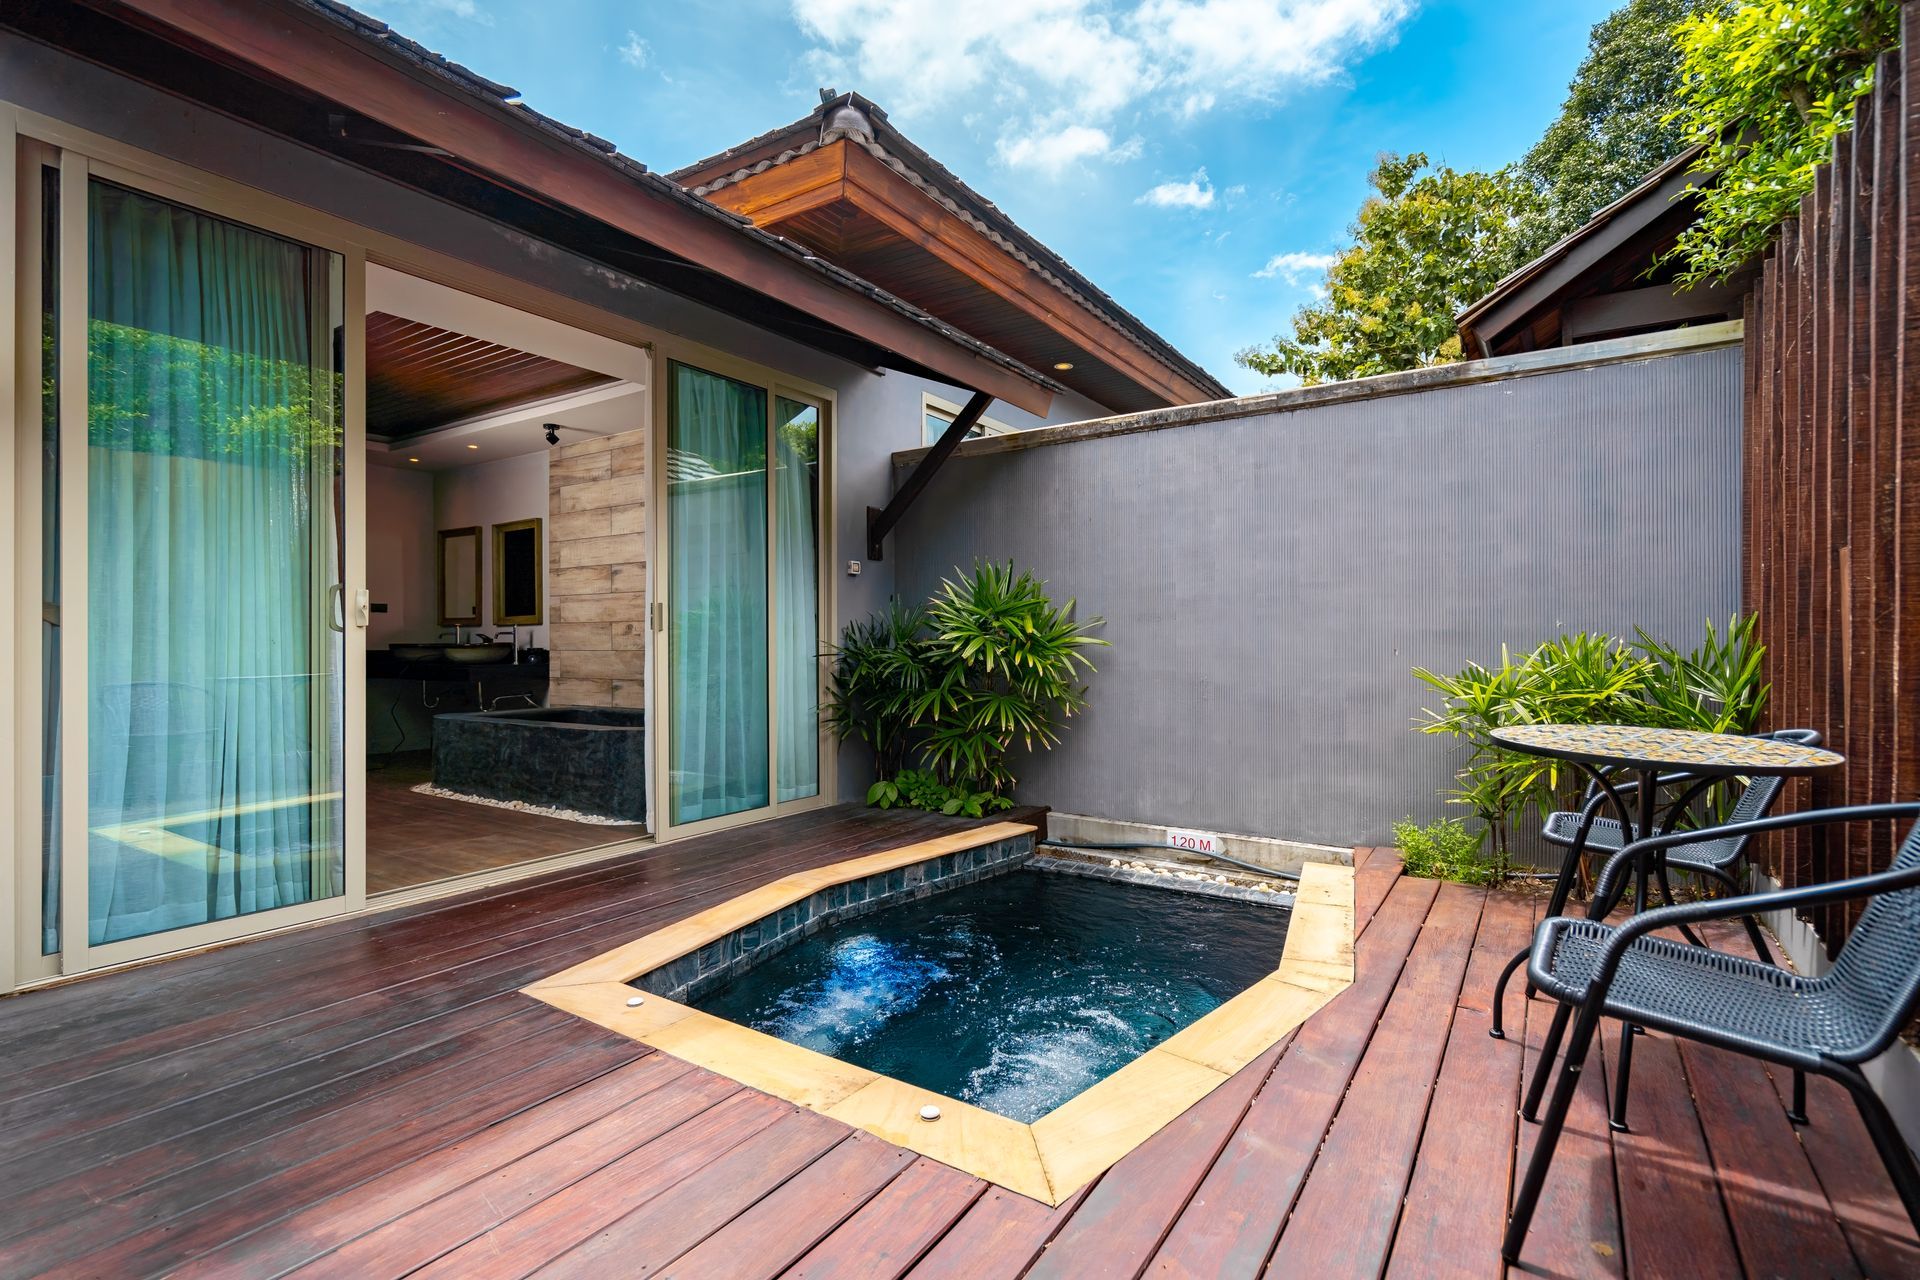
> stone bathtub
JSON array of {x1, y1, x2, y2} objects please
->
[{"x1": 432, "y1": 707, "x2": 646, "y2": 825}]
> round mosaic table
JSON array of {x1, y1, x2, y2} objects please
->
[{"x1": 1489, "y1": 724, "x2": 1842, "y2": 921}]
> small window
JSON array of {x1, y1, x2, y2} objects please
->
[{"x1": 922, "y1": 395, "x2": 1016, "y2": 446}]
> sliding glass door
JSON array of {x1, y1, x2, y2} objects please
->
[
  {"x1": 663, "y1": 362, "x2": 823, "y2": 831},
  {"x1": 20, "y1": 146, "x2": 361, "y2": 974}
]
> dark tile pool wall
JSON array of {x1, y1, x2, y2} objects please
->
[{"x1": 634, "y1": 835, "x2": 1033, "y2": 1003}]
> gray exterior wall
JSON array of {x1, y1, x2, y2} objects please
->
[
  {"x1": 0, "y1": 32, "x2": 1112, "y2": 807},
  {"x1": 892, "y1": 340, "x2": 1744, "y2": 847}
]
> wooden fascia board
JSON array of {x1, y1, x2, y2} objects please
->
[
  {"x1": 102, "y1": 0, "x2": 1055, "y2": 414},
  {"x1": 836, "y1": 142, "x2": 1207, "y2": 406},
  {"x1": 700, "y1": 144, "x2": 849, "y2": 225}
]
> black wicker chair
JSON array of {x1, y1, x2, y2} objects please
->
[{"x1": 1503, "y1": 803, "x2": 1920, "y2": 1266}]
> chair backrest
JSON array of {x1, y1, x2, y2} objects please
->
[
  {"x1": 1823, "y1": 820, "x2": 1920, "y2": 1061},
  {"x1": 1714, "y1": 729, "x2": 1821, "y2": 841}
]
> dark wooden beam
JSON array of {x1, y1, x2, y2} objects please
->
[
  {"x1": 866, "y1": 390, "x2": 991, "y2": 561},
  {"x1": 88, "y1": 0, "x2": 1056, "y2": 415}
]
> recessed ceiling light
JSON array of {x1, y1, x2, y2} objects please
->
[
  {"x1": 408, "y1": 457, "x2": 420, "y2": 463},
  {"x1": 466, "y1": 443, "x2": 479, "y2": 450},
  {"x1": 1052, "y1": 361, "x2": 1074, "y2": 371}
]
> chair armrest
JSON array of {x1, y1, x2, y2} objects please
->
[
  {"x1": 1589, "y1": 801, "x2": 1920, "y2": 915},
  {"x1": 1576, "y1": 804, "x2": 1920, "y2": 997}
]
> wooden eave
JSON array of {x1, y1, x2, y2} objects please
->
[
  {"x1": 700, "y1": 138, "x2": 1220, "y2": 410},
  {"x1": 68, "y1": 0, "x2": 1057, "y2": 415}
]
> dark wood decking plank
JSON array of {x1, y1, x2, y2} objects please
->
[
  {"x1": 25, "y1": 1027, "x2": 644, "y2": 1280},
  {"x1": 0, "y1": 994, "x2": 571, "y2": 1208},
  {"x1": 906, "y1": 1186, "x2": 1091, "y2": 1280},
  {"x1": 523, "y1": 1109, "x2": 851, "y2": 1278},
  {"x1": 1029, "y1": 1039, "x2": 1291, "y2": 1277},
  {"x1": 656, "y1": 1131, "x2": 915, "y2": 1279},
  {"x1": 1768, "y1": 1068, "x2": 1920, "y2": 1277},
  {"x1": 1383, "y1": 888, "x2": 1535, "y2": 1280},
  {"x1": 783, "y1": 1158, "x2": 989, "y2": 1280},
  {"x1": 1264, "y1": 883, "x2": 1485, "y2": 1278},
  {"x1": 1600, "y1": 1023, "x2": 1742, "y2": 1280},
  {"x1": 0, "y1": 997, "x2": 573, "y2": 1244},
  {"x1": 405, "y1": 1090, "x2": 792, "y2": 1279},
  {"x1": 181, "y1": 1058, "x2": 719, "y2": 1279},
  {"x1": 1354, "y1": 848, "x2": 1403, "y2": 933},
  {"x1": 1681, "y1": 1040, "x2": 1863, "y2": 1280},
  {"x1": 1145, "y1": 874, "x2": 1440, "y2": 1277}
]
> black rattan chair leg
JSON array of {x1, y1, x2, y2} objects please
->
[
  {"x1": 1609, "y1": 1024, "x2": 1636, "y2": 1133},
  {"x1": 1503, "y1": 1004, "x2": 1604, "y2": 1263},
  {"x1": 1836, "y1": 1067, "x2": 1920, "y2": 1235},
  {"x1": 1656, "y1": 865, "x2": 1706, "y2": 947},
  {"x1": 1787, "y1": 1069, "x2": 1809, "y2": 1126},
  {"x1": 1522, "y1": 1002, "x2": 1572, "y2": 1121},
  {"x1": 1491, "y1": 947, "x2": 1529, "y2": 1040}
]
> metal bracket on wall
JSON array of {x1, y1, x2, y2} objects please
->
[{"x1": 866, "y1": 389, "x2": 993, "y2": 562}]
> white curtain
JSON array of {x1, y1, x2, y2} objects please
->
[
  {"x1": 668, "y1": 364, "x2": 769, "y2": 824},
  {"x1": 84, "y1": 180, "x2": 343, "y2": 946},
  {"x1": 773, "y1": 399, "x2": 820, "y2": 803}
]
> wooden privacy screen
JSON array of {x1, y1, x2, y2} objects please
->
[{"x1": 1741, "y1": 15, "x2": 1920, "y2": 948}]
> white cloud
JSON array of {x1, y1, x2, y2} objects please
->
[
  {"x1": 618, "y1": 31, "x2": 651, "y2": 68},
  {"x1": 794, "y1": 0, "x2": 1412, "y2": 173},
  {"x1": 1252, "y1": 250, "x2": 1338, "y2": 284},
  {"x1": 997, "y1": 124, "x2": 1138, "y2": 174},
  {"x1": 1138, "y1": 168, "x2": 1216, "y2": 208}
]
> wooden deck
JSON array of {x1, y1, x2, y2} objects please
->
[{"x1": 0, "y1": 810, "x2": 1912, "y2": 1278}]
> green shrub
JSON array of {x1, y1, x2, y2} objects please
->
[
  {"x1": 828, "y1": 562, "x2": 1108, "y2": 805},
  {"x1": 1391, "y1": 817, "x2": 1502, "y2": 886},
  {"x1": 1413, "y1": 615, "x2": 1768, "y2": 860},
  {"x1": 867, "y1": 769, "x2": 1015, "y2": 819}
]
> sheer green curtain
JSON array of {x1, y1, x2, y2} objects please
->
[
  {"x1": 773, "y1": 398, "x2": 819, "y2": 803},
  {"x1": 668, "y1": 363, "x2": 769, "y2": 824},
  {"x1": 85, "y1": 180, "x2": 343, "y2": 946}
]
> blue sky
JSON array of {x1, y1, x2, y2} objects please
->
[{"x1": 361, "y1": 0, "x2": 1618, "y2": 395}]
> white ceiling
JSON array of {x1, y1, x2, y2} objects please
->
[{"x1": 366, "y1": 381, "x2": 647, "y2": 470}]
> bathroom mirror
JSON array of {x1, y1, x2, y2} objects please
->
[
  {"x1": 493, "y1": 517, "x2": 544, "y2": 625},
  {"x1": 438, "y1": 526, "x2": 481, "y2": 625}
]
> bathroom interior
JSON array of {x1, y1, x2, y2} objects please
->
[{"x1": 362, "y1": 268, "x2": 652, "y2": 894}]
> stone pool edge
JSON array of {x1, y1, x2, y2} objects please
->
[{"x1": 521, "y1": 822, "x2": 1356, "y2": 1206}]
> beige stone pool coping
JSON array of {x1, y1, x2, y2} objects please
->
[{"x1": 524, "y1": 820, "x2": 1355, "y2": 1204}]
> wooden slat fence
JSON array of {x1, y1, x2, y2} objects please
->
[{"x1": 1742, "y1": 10, "x2": 1920, "y2": 947}]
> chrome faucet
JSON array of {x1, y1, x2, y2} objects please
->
[
  {"x1": 438, "y1": 624, "x2": 466, "y2": 645},
  {"x1": 495, "y1": 624, "x2": 521, "y2": 663}
]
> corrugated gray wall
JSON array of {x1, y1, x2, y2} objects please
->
[{"x1": 893, "y1": 345, "x2": 1744, "y2": 847}]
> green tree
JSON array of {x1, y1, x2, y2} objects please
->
[
  {"x1": 1236, "y1": 154, "x2": 1531, "y2": 385},
  {"x1": 1666, "y1": 0, "x2": 1900, "y2": 283},
  {"x1": 1516, "y1": 0, "x2": 1727, "y2": 253}
]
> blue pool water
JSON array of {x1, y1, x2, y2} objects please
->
[{"x1": 691, "y1": 868, "x2": 1291, "y2": 1122}]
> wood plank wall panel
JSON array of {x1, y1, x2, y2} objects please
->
[
  {"x1": 1742, "y1": 16, "x2": 1917, "y2": 946},
  {"x1": 546, "y1": 429, "x2": 648, "y2": 707}
]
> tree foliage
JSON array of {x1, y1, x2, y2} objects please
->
[
  {"x1": 1666, "y1": 0, "x2": 1901, "y2": 283},
  {"x1": 1235, "y1": 154, "x2": 1532, "y2": 385},
  {"x1": 1516, "y1": 0, "x2": 1725, "y2": 252}
]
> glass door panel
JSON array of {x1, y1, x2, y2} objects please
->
[
  {"x1": 772, "y1": 397, "x2": 820, "y2": 804},
  {"x1": 81, "y1": 178, "x2": 346, "y2": 947},
  {"x1": 666, "y1": 362, "x2": 769, "y2": 825}
]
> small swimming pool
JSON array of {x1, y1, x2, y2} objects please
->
[{"x1": 691, "y1": 867, "x2": 1292, "y2": 1122}]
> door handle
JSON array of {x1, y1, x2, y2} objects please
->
[
  {"x1": 327, "y1": 583, "x2": 345, "y2": 633},
  {"x1": 354, "y1": 588, "x2": 371, "y2": 628}
]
